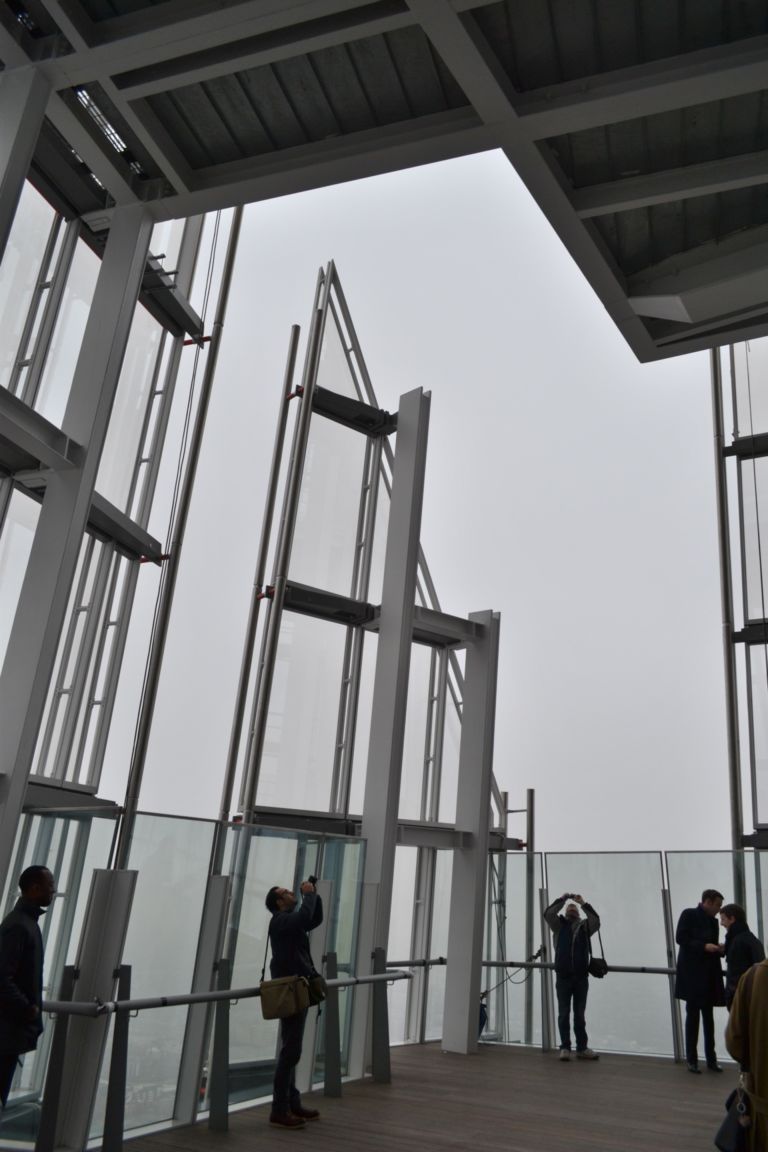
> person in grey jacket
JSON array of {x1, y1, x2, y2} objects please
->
[
  {"x1": 544, "y1": 893, "x2": 601, "y2": 1061},
  {"x1": 264, "y1": 878, "x2": 323, "y2": 1129},
  {"x1": 0, "y1": 866, "x2": 55, "y2": 1108}
]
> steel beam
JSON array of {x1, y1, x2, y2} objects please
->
[
  {"x1": 0, "y1": 67, "x2": 50, "y2": 264},
  {"x1": 514, "y1": 35, "x2": 768, "y2": 139},
  {"x1": 441, "y1": 609, "x2": 500, "y2": 1054},
  {"x1": 573, "y1": 149, "x2": 768, "y2": 218},
  {"x1": 358, "y1": 387, "x2": 431, "y2": 951},
  {"x1": 0, "y1": 204, "x2": 152, "y2": 887}
]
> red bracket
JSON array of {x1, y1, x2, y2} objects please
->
[
  {"x1": 139, "y1": 553, "x2": 171, "y2": 566},
  {"x1": 183, "y1": 335, "x2": 212, "y2": 347},
  {"x1": 286, "y1": 386, "x2": 305, "y2": 400}
]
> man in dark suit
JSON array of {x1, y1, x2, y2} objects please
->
[
  {"x1": 675, "y1": 888, "x2": 725, "y2": 1073},
  {"x1": 265, "y1": 878, "x2": 323, "y2": 1129},
  {"x1": 0, "y1": 866, "x2": 56, "y2": 1107},
  {"x1": 719, "y1": 903, "x2": 765, "y2": 1009}
]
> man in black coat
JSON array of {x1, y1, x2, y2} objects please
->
[
  {"x1": 264, "y1": 878, "x2": 323, "y2": 1129},
  {"x1": 0, "y1": 866, "x2": 56, "y2": 1107},
  {"x1": 719, "y1": 903, "x2": 765, "y2": 1009},
  {"x1": 674, "y1": 888, "x2": 725, "y2": 1073}
]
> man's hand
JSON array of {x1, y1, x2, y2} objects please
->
[
  {"x1": 704, "y1": 943, "x2": 721, "y2": 954},
  {"x1": 300, "y1": 880, "x2": 315, "y2": 894},
  {"x1": 573, "y1": 894, "x2": 584, "y2": 905}
]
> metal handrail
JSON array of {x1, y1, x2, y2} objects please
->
[
  {"x1": 42, "y1": 969, "x2": 411, "y2": 1017},
  {"x1": 482, "y1": 960, "x2": 675, "y2": 975}
]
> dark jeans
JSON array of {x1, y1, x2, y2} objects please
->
[
  {"x1": 272, "y1": 1009, "x2": 307, "y2": 1113},
  {"x1": 0, "y1": 1055, "x2": 19, "y2": 1108},
  {"x1": 684, "y1": 1002, "x2": 716, "y2": 1066},
  {"x1": 556, "y1": 974, "x2": 589, "y2": 1052}
]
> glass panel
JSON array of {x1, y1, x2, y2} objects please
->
[
  {"x1": 0, "y1": 813, "x2": 116, "y2": 1130},
  {"x1": 289, "y1": 414, "x2": 368, "y2": 597},
  {"x1": 739, "y1": 457, "x2": 768, "y2": 622},
  {"x1": 748, "y1": 645, "x2": 768, "y2": 826},
  {"x1": 424, "y1": 850, "x2": 452, "y2": 1040},
  {"x1": 35, "y1": 238, "x2": 99, "y2": 426},
  {"x1": 96, "y1": 304, "x2": 163, "y2": 511},
  {"x1": 150, "y1": 219, "x2": 185, "y2": 276},
  {"x1": 90, "y1": 813, "x2": 217, "y2": 1136},
  {"x1": 438, "y1": 681, "x2": 461, "y2": 825},
  {"x1": 255, "y1": 613, "x2": 347, "y2": 813},
  {"x1": 366, "y1": 466, "x2": 390, "y2": 606},
  {"x1": 483, "y1": 853, "x2": 544, "y2": 1046},
  {"x1": 546, "y1": 852, "x2": 672, "y2": 1055},
  {"x1": 0, "y1": 183, "x2": 56, "y2": 395},
  {"x1": 220, "y1": 825, "x2": 364, "y2": 1106},
  {"x1": 733, "y1": 339, "x2": 768, "y2": 438},
  {"x1": 348, "y1": 631, "x2": 377, "y2": 816},
  {"x1": 387, "y1": 847, "x2": 417, "y2": 1044},
  {"x1": 0, "y1": 489, "x2": 40, "y2": 672},
  {"x1": 316, "y1": 309, "x2": 360, "y2": 401},
  {"x1": 398, "y1": 645, "x2": 433, "y2": 821}
]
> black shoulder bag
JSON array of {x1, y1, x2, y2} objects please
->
[{"x1": 588, "y1": 927, "x2": 608, "y2": 979}]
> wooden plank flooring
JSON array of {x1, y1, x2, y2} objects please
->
[{"x1": 129, "y1": 1044, "x2": 732, "y2": 1152}]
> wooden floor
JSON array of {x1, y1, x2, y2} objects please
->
[{"x1": 130, "y1": 1045, "x2": 732, "y2": 1152}]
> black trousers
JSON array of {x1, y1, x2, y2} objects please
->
[
  {"x1": 684, "y1": 1002, "x2": 716, "y2": 1066},
  {"x1": 555, "y1": 974, "x2": 589, "y2": 1052},
  {"x1": 272, "y1": 1009, "x2": 308, "y2": 1113},
  {"x1": 0, "y1": 1054, "x2": 19, "y2": 1109}
]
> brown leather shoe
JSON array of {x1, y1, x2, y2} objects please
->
[
  {"x1": 292, "y1": 1106, "x2": 320, "y2": 1120},
  {"x1": 270, "y1": 1112, "x2": 306, "y2": 1128}
]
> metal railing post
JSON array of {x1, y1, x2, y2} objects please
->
[
  {"x1": 323, "y1": 952, "x2": 341, "y2": 1098},
  {"x1": 102, "y1": 965, "x2": 131, "y2": 1152},
  {"x1": 538, "y1": 891, "x2": 554, "y2": 1052},
  {"x1": 36, "y1": 965, "x2": 77, "y2": 1152},
  {"x1": 370, "y1": 948, "x2": 390, "y2": 1083},
  {"x1": 208, "y1": 959, "x2": 230, "y2": 1132},
  {"x1": 662, "y1": 888, "x2": 684, "y2": 1062}
]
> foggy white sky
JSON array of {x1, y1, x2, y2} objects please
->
[{"x1": 101, "y1": 148, "x2": 735, "y2": 853}]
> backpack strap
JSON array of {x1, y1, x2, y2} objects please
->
[{"x1": 261, "y1": 921, "x2": 273, "y2": 983}]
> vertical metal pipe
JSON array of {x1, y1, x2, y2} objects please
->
[
  {"x1": 102, "y1": 966, "x2": 131, "y2": 1152},
  {"x1": 216, "y1": 323, "x2": 301, "y2": 840},
  {"x1": 323, "y1": 951, "x2": 342, "y2": 1097},
  {"x1": 538, "y1": 889, "x2": 553, "y2": 1052},
  {"x1": 239, "y1": 305, "x2": 324, "y2": 823},
  {"x1": 711, "y1": 348, "x2": 746, "y2": 877},
  {"x1": 113, "y1": 207, "x2": 244, "y2": 870},
  {"x1": 662, "y1": 887, "x2": 684, "y2": 1062},
  {"x1": 524, "y1": 788, "x2": 535, "y2": 1045}
]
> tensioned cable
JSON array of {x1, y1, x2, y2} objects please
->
[
  {"x1": 128, "y1": 212, "x2": 223, "y2": 773},
  {"x1": 743, "y1": 343, "x2": 768, "y2": 699}
]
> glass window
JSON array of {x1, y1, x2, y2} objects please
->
[
  {"x1": 35, "y1": 237, "x2": 99, "y2": 427},
  {"x1": 398, "y1": 644, "x2": 433, "y2": 821},
  {"x1": 90, "y1": 812, "x2": 217, "y2": 1135},
  {"x1": 0, "y1": 182, "x2": 56, "y2": 395},
  {"x1": 255, "y1": 612, "x2": 348, "y2": 813},
  {"x1": 424, "y1": 850, "x2": 453, "y2": 1040},
  {"x1": 315, "y1": 308, "x2": 360, "y2": 401},
  {"x1": 289, "y1": 413, "x2": 369, "y2": 598},
  {"x1": 739, "y1": 457, "x2": 768, "y2": 623},
  {"x1": 748, "y1": 645, "x2": 768, "y2": 826},
  {"x1": 0, "y1": 488, "x2": 40, "y2": 672},
  {"x1": 387, "y1": 846, "x2": 417, "y2": 1044},
  {"x1": 546, "y1": 852, "x2": 672, "y2": 1055},
  {"x1": 96, "y1": 303, "x2": 163, "y2": 511},
  {"x1": 732, "y1": 339, "x2": 768, "y2": 438},
  {"x1": 483, "y1": 853, "x2": 544, "y2": 1046}
]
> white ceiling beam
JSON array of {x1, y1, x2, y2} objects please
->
[
  {"x1": 146, "y1": 108, "x2": 495, "y2": 220},
  {"x1": 112, "y1": 10, "x2": 415, "y2": 100},
  {"x1": 45, "y1": 92, "x2": 140, "y2": 206},
  {"x1": 39, "y1": 0, "x2": 406, "y2": 90},
  {"x1": 98, "y1": 81, "x2": 193, "y2": 193},
  {"x1": 514, "y1": 35, "x2": 768, "y2": 140},
  {"x1": 404, "y1": 0, "x2": 656, "y2": 361},
  {"x1": 573, "y1": 150, "x2": 768, "y2": 218}
]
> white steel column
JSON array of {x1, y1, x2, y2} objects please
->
[
  {"x1": 0, "y1": 205, "x2": 152, "y2": 879},
  {"x1": 0, "y1": 67, "x2": 50, "y2": 261},
  {"x1": 359, "y1": 387, "x2": 430, "y2": 949},
  {"x1": 442, "y1": 609, "x2": 500, "y2": 1054}
]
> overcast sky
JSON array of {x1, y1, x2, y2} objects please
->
[{"x1": 101, "y1": 148, "x2": 737, "y2": 854}]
